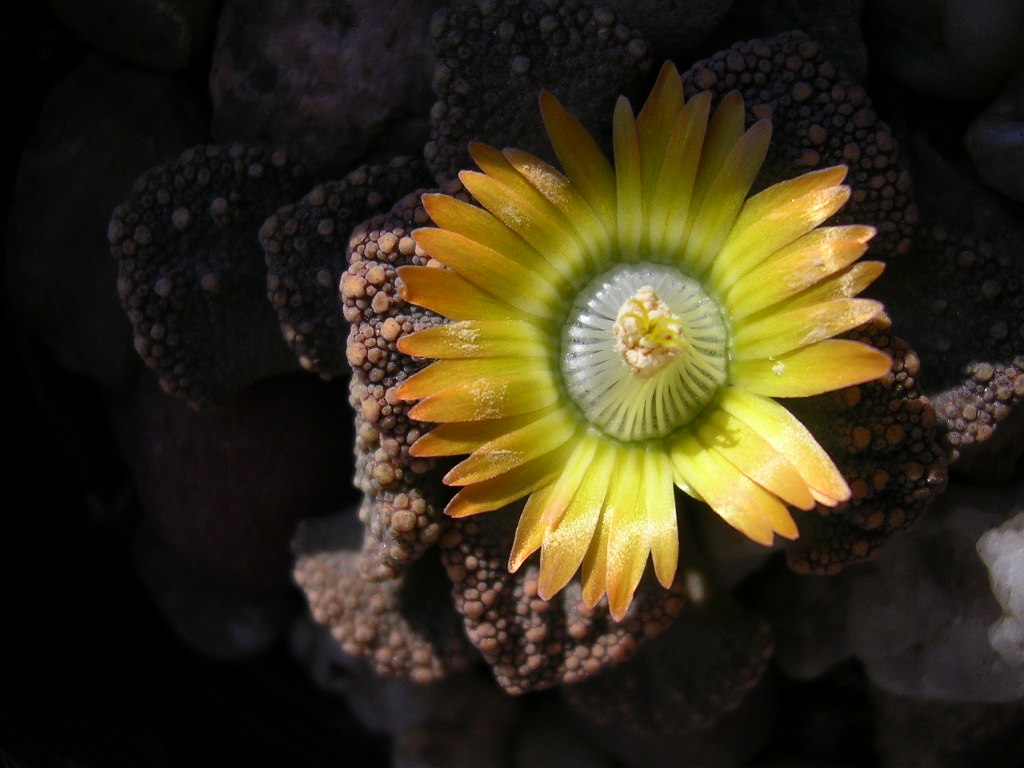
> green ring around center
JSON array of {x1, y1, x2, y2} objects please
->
[{"x1": 560, "y1": 263, "x2": 729, "y2": 442}]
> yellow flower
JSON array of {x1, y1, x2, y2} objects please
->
[{"x1": 396, "y1": 62, "x2": 891, "y2": 620}]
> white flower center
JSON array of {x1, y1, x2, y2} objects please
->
[{"x1": 561, "y1": 263, "x2": 729, "y2": 442}]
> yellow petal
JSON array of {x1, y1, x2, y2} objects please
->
[
  {"x1": 717, "y1": 387, "x2": 850, "y2": 506},
  {"x1": 733, "y1": 165, "x2": 848, "y2": 225},
  {"x1": 445, "y1": 442, "x2": 573, "y2": 518},
  {"x1": 410, "y1": 407, "x2": 555, "y2": 457},
  {"x1": 645, "y1": 449, "x2": 678, "y2": 589},
  {"x1": 412, "y1": 228, "x2": 560, "y2": 318},
  {"x1": 397, "y1": 265, "x2": 517, "y2": 322},
  {"x1": 695, "y1": 408, "x2": 814, "y2": 510},
  {"x1": 540, "y1": 431, "x2": 602, "y2": 529},
  {"x1": 404, "y1": 363, "x2": 560, "y2": 423},
  {"x1": 637, "y1": 62, "x2": 684, "y2": 153},
  {"x1": 397, "y1": 319, "x2": 548, "y2": 360},
  {"x1": 669, "y1": 431, "x2": 782, "y2": 545},
  {"x1": 743, "y1": 164, "x2": 848, "y2": 212},
  {"x1": 580, "y1": 498, "x2": 611, "y2": 608},
  {"x1": 398, "y1": 357, "x2": 528, "y2": 400},
  {"x1": 444, "y1": 409, "x2": 578, "y2": 485},
  {"x1": 537, "y1": 441, "x2": 616, "y2": 600},
  {"x1": 774, "y1": 261, "x2": 886, "y2": 313},
  {"x1": 421, "y1": 193, "x2": 572, "y2": 290},
  {"x1": 723, "y1": 225, "x2": 874, "y2": 320},
  {"x1": 462, "y1": 149, "x2": 590, "y2": 283},
  {"x1": 605, "y1": 449, "x2": 651, "y2": 620},
  {"x1": 731, "y1": 339, "x2": 893, "y2": 397},
  {"x1": 504, "y1": 148, "x2": 610, "y2": 273},
  {"x1": 692, "y1": 91, "x2": 746, "y2": 200},
  {"x1": 684, "y1": 118, "x2": 772, "y2": 275},
  {"x1": 512, "y1": 431, "x2": 601, "y2": 572},
  {"x1": 758, "y1": 492, "x2": 799, "y2": 540},
  {"x1": 711, "y1": 178, "x2": 854, "y2": 292},
  {"x1": 732, "y1": 297, "x2": 883, "y2": 359},
  {"x1": 508, "y1": 482, "x2": 557, "y2": 573},
  {"x1": 648, "y1": 92, "x2": 712, "y2": 255},
  {"x1": 539, "y1": 90, "x2": 616, "y2": 225},
  {"x1": 637, "y1": 62, "x2": 684, "y2": 219},
  {"x1": 613, "y1": 95, "x2": 643, "y2": 260}
]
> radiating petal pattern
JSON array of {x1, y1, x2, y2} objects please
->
[{"x1": 398, "y1": 60, "x2": 890, "y2": 618}]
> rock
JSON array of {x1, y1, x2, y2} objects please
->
[
  {"x1": 756, "y1": 482, "x2": 1024, "y2": 702},
  {"x1": 129, "y1": 371, "x2": 356, "y2": 588},
  {"x1": 872, "y1": 689, "x2": 1024, "y2": 768},
  {"x1": 209, "y1": 0, "x2": 443, "y2": 177},
  {"x1": 290, "y1": 616, "x2": 520, "y2": 768},
  {"x1": 132, "y1": 520, "x2": 295, "y2": 660},
  {"x1": 596, "y1": 0, "x2": 734, "y2": 58},
  {"x1": 110, "y1": 142, "x2": 313, "y2": 408},
  {"x1": 965, "y1": 68, "x2": 1024, "y2": 202},
  {"x1": 514, "y1": 696, "x2": 612, "y2": 768},
  {"x1": 865, "y1": 0, "x2": 1024, "y2": 101},
  {"x1": 722, "y1": 0, "x2": 868, "y2": 82},
  {"x1": 6, "y1": 54, "x2": 207, "y2": 392},
  {"x1": 847, "y1": 483, "x2": 1024, "y2": 702},
  {"x1": 978, "y1": 511, "x2": 1024, "y2": 670},
  {"x1": 49, "y1": 0, "x2": 218, "y2": 71},
  {"x1": 750, "y1": 558, "x2": 853, "y2": 680}
]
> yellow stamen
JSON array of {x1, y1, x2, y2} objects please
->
[{"x1": 613, "y1": 285, "x2": 686, "y2": 376}]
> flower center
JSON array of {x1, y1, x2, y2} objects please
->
[
  {"x1": 613, "y1": 286, "x2": 686, "y2": 377},
  {"x1": 561, "y1": 263, "x2": 729, "y2": 442}
]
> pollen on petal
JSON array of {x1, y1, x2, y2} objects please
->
[
  {"x1": 398, "y1": 357, "x2": 530, "y2": 400},
  {"x1": 710, "y1": 182, "x2": 853, "y2": 292},
  {"x1": 772, "y1": 261, "x2": 886, "y2": 313},
  {"x1": 509, "y1": 431, "x2": 603, "y2": 573},
  {"x1": 402, "y1": 362, "x2": 559, "y2": 423},
  {"x1": 421, "y1": 193, "x2": 575, "y2": 289},
  {"x1": 709, "y1": 167, "x2": 849, "y2": 278},
  {"x1": 540, "y1": 432, "x2": 602, "y2": 529},
  {"x1": 644, "y1": 449, "x2": 678, "y2": 589},
  {"x1": 410, "y1": 408, "x2": 555, "y2": 458},
  {"x1": 508, "y1": 481, "x2": 557, "y2": 573},
  {"x1": 397, "y1": 319, "x2": 548, "y2": 360},
  {"x1": 444, "y1": 409, "x2": 578, "y2": 485},
  {"x1": 503, "y1": 147, "x2": 610, "y2": 269},
  {"x1": 722, "y1": 225, "x2": 874, "y2": 320},
  {"x1": 604, "y1": 449, "x2": 651, "y2": 620},
  {"x1": 445, "y1": 442, "x2": 573, "y2": 518},
  {"x1": 538, "y1": 90, "x2": 617, "y2": 225},
  {"x1": 412, "y1": 227, "x2": 562, "y2": 319},
  {"x1": 580, "y1": 498, "x2": 611, "y2": 609},
  {"x1": 537, "y1": 441, "x2": 615, "y2": 600},
  {"x1": 459, "y1": 162, "x2": 590, "y2": 284}
]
